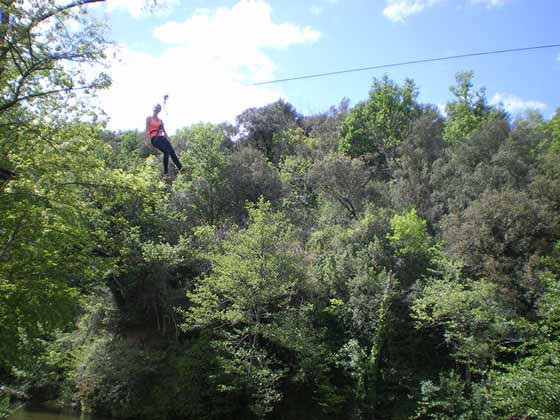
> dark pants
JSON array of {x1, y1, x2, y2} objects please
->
[{"x1": 151, "y1": 136, "x2": 182, "y2": 174}]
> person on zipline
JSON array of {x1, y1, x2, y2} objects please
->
[{"x1": 144, "y1": 103, "x2": 188, "y2": 176}]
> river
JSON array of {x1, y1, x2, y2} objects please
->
[{"x1": 9, "y1": 407, "x2": 113, "y2": 420}]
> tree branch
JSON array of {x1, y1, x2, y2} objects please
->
[
  {"x1": 34, "y1": 0, "x2": 106, "y2": 26},
  {"x1": 0, "y1": 84, "x2": 94, "y2": 113}
]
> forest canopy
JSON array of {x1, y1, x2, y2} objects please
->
[{"x1": 1, "y1": 1, "x2": 560, "y2": 420}]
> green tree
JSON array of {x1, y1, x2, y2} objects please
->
[
  {"x1": 413, "y1": 274, "x2": 516, "y2": 375},
  {"x1": 0, "y1": 121, "x2": 169, "y2": 371},
  {"x1": 442, "y1": 71, "x2": 498, "y2": 144},
  {"x1": 100, "y1": 129, "x2": 152, "y2": 163},
  {"x1": 304, "y1": 98, "x2": 350, "y2": 157},
  {"x1": 547, "y1": 109, "x2": 560, "y2": 145},
  {"x1": 390, "y1": 109, "x2": 444, "y2": 223},
  {"x1": 310, "y1": 153, "x2": 380, "y2": 221},
  {"x1": 387, "y1": 209, "x2": 431, "y2": 257},
  {"x1": 0, "y1": 393, "x2": 9, "y2": 420},
  {"x1": 236, "y1": 99, "x2": 301, "y2": 162},
  {"x1": 182, "y1": 199, "x2": 306, "y2": 417},
  {"x1": 441, "y1": 190, "x2": 557, "y2": 311},
  {"x1": 0, "y1": 0, "x2": 110, "y2": 179},
  {"x1": 278, "y1": 153, "x2": 317, "y2": 236},
  {"x1": 0, "y1": 0, "x2": 109, "y2": 115},
  {"x1": 430, "y1": 119, "x2": 512, "y2": 217},
  {"x1": 308, "y1": 208, "x2": 438, "y2": 418},
  {"x1": 339, "y1": 76, "x2": 420, "y2": 167},
  {"x1": 224, "y1": 146, "x2": 283, "y2": 223},
  {"x1": 174, "y1": 123, "x2": 230, "y2": 225},
  {"x1": 486, "y1": 249, "x2": 560, "y2": 420},
  {"x1": 531, "y1": 109, "x2": 560, "y2": 212}
]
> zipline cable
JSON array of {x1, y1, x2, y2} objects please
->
[{"x1": 249, "y1": 43, "x2": 560, "y2": 86}]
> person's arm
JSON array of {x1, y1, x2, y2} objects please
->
[
  {"x1": 161, "y1": 120, "x2": 169, "y2": 139},
  {"x1": 144, "y1": 117, "x2": 152, "y2": 147}
]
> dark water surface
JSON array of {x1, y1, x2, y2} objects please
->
[{"x1": 9, "y1": 407, "x2": 113, "y2": 420}]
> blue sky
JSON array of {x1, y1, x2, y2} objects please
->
[{"x1": 98, "y1": 0, "x2": 560, "y2": 132}]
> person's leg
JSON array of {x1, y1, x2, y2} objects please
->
[
  {"x1": 162, "y1": 151, "x2": 170, "y2": 174},
  {"x1": 161, "y1": 137, "x2": 183, "y2": 170},
  {"x1": 151, "y1": 136, "x2": 171, "y2": 174}
]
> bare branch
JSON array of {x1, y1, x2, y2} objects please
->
[
  {"x1": 34, "y1": 0, "x2": 106, "y2": 25},
  {"x1": 0, "y1": 84, "x2": 95, "y2": 113}
]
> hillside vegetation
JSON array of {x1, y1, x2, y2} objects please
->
[{"x1": 1, "y1": 1, "x2": 559, "y2": 419}]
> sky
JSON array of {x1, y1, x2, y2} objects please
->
[{"x1": 95, "y1": 0, "x2": 560, "y2": 132}]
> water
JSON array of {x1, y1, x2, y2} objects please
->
[{"x1": 9, "y1": 407, "x2": 113, "y2": 420}]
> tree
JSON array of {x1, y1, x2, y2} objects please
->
[
  {"x1": 304, "y1": 98, "x2": 350, "y2": 157},
  {"x1": 0, "y1": 0, "x2": 111, "y2": 191},
  {"x1": 100, "y1": 129, "x2": 152, "y2": 162},
  {"x1": 224, "y1": 146, "x2": 283, "y2": 223},
  {"x1": 339, "y1": 76, "x2": 420, "y2": 170},
  {"x1": 547, "y1": 109, "x2": 560, "y2": 145},
  {"x1": 486, "y1": 272, "x2": 560, "y2": 420},
  {"x1": 388, "y1": 208, "x2": 431, "y2": 257},
  {"x1": 278, "y1": 154, "x2": 317, "y2": 235},
  {"x1": 182, "y1": 199, "x2": 306, "y2": 417},
  {"x1": 0, "y1": 122, "x2": 168, "y2": 372},
  {"x1": 307, "y1": 207, "x2": 439, "y2": 418},
  {"x1": 390, "y1": 108, "x2": 444, "y2": 224},
  {"x1": 531, "y1": 109, "x2": 560, "y2": 212},
  {"x1": 413, "y1": 274, "x2": 517, "y2": 375},
  {"x1": 0, "y1": 1, "x2": 172, "y2": 377},
  {"x1": 430, "y1": 119, "x2": 511, "y2": 217},
  {"x1": 414, "y1": 371, "x2": 491, "y2": 420},
  {"x1": 173, "y1": 123, "x2": 231, "y2": 225},
  {"x1": 236, "y1": 99, "x2": 301, "y2": 163},
  {"x1": 310, "y1": 153, "x2": 379, "y2": 221},
  {"x1": 0, "y1": 0, "x2": 110, "y2": 131},
  {"x1": 442, "y1": 71, "x2": 501, "y2": 144},
  {"x1": 441, "y1": 190, "x2": 558, "y2": 312}
]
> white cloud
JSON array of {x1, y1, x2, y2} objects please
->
[
  {"x1": 101, "y1": 0, "x2": 320, "y2": 132},
  {"x1": 383, "y1": 0, "x2": 442, "y2": 23},
  {"x1": 490, "y1": 93, "x2": 547, "y2": 114},
  {"x1": 98, "y1": 46, "x2": 283, "y2": 133},
  {"x1": 437, "y1": 103, "x2": 448, "y2": 117},
  {"x1": 106, "y1": 0, "x2": 180, "y2": 19},
  {"x1": 468, "y1": 0, "x2": 510, "y2": 8},
  {"x1": 154, "y1": 1, "x2": 320, "y2": 49},
  {"x1": 383, "y1": 0, "x2": 511, "y2": 22}
]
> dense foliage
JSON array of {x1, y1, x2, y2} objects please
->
[{"x1": 1, "y1": 2, "x2": 559, "y2": 419}]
